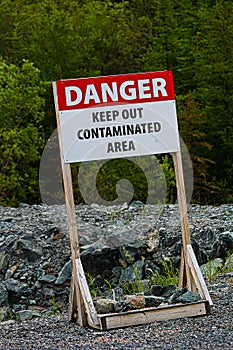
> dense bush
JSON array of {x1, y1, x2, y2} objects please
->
[{"x1": 0, "y1": 0, "x2": 232, "y2": 206}]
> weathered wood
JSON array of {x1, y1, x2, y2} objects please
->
[
  {"x1": 53, "y1": 82, "x2": 86, "y2": 325},
  {"x1": 178, "y1": 249, "x2": 185, "y2": 288},
  {"x1": 75, "y1": 258, "x2": 100, "y2": 327},
  {"x1": 69, "y1": 273, "x2": 88, "y2": 326},
  {"x1": 97, "y1": 301, "x2": 209, "y2": 330},
  {"x1": 172, "y1": 151, "x2": 193, "y2": 290},
  {"x1": 68, "y1": 276, "x2": 76, "y2": 321},
  {"x1": 186, "y1": 244, "x2": 213, "y2": 306}
]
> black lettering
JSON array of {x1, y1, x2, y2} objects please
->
[
  {"x1": 83, "y1": 129, "x2": 91, "y2": 139},
  {"x1": 126, "y1": 124, "x2": 134, "y2": 135},
  {"x1": 107, "y1": 143, "x2": 114, "y2": 153},
  {"x1": 77, "y1": 129, "x2": 83, "y2": 140},
  {"x1": 115, "y1": 142, "x2": 121, "y2": 152},
  {"x1": 91, "y1": 128, "x2": 99, "y2": 138},
  {"x1": 129, "y1": 108, "x2": 137, "y2": 119},
  {"x1": 154, "y1": 122, "x2": 161, "y2": 132},
  {"x1": 112, "y1": 110, "x2": 119, "y2": 120},
  {"x1": 105, "y1": 127, "x2": 113, "y2": 137},
  {"x1": 147, "y1": 123, "x2": 153, "y2": 133},
  {"x1": 112, "y1": 126, "x2": 122, "y2": 137},
  {"x1": 99, "y1": 127, "x2": 105, "y2": 137},
  {"x1": 92, "y1": 112, "x2": 99, "y2": 123},
  {"x1": 134, "y1": 124, "x2": 142, "y2": 134},
  {"x1": 137, "y1": 108, "x2": 143, "y2": 118},
  {"x1": 122, "y1": 125, "x2": 127, "y2": 135},
  {"x1": 128, "y1": 140, "x2": 135, "y2": 151},
  {"x1": 140, "y1": 123, "x2": 147, "y2": 133},
  {"x1": 99, "y1": 111, "x2": 106, "y2": 122},
  {"x1": 122, "y1": 109, "x2": 129, "y2": 119},
  {"x1": 122, "y1": 141, "x2": 128, "y2": 151}
]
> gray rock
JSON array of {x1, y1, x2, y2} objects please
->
[
  {"x1": 95, "y1": 298, "x2": 115, "y2": 314},
  {"x1": 0, "y1": 253, "x2": 8, "y2": 275},
  {"x1": 161, "y1": 284, "x2": 177, "y2": 298},
  {"x1": 192, "y1": 227, "x2": 222, "y2": 264},
  {"x1": 0, "y1": 283, "x2": 8, "y2": 307},
  {"x1": 134, "y1": 260, "x2": 144, "y2": 280},
  {"x1": 219, "y1": 231, "x2": 233, "y2": 251},
  {"x1": 43, "y1": 287, "x2": 54, "y2": 297},
  {"x1": 16, "y1": 309, "x2": 41, "y2": 321},
  {"x1": 112, "y1": 287, "x2": 124, "y2": 302},
  {"x1": 119, "y1": 260, "x2": 145, "y2": 282},
  {"x1": 119, "y1": 241, "x2": 147, "y2": 263},
  {"x1": 144, "y1": 296, "x2": 165, "y2": 307},
  {"x1": 0, "y1": 203, "x2": 233, "y2": 320},
  {"x1": 12, "y1": 239, "x2": 42, "y2": 262},
  {"x1": 4, "y1": 278, "x2": 28, "y2": 297},
  {"x1": 144, "y1": 260, "x2": 160, "y2": 278},
  {"x1": 167, "y1": 288, "x2": 188, "y2": 304},
  {"x1": 177, "y1": 291, "x2": 200, "y2": 303},
  {"x1": 35, "y1": 281, "x2": 42, "y2": 289},
  {"x1": 38, "y1": 274, "x2": 56, "y2": 283},
  {"x1": 119, "y1": 266, "x2": 135, "y2": 282},
  {"x1": 150, "y1": 285, "x2": 164, "y2": 296},
  {"x1": 125, "y1": 294, "x2": 146, "y2": 309},
  {"x1": 81, "y1": 243, "x2": 119, "y2": 277},
  {"x1": 114, "y1": 300, "x2": 130, "y2": 312},
  {"x1": 55, "y1": 260, "x2": 72, "y2": 285}
]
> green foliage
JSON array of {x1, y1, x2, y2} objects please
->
[
  {"x1": 146, "y1": 258, "x2": 179, "y2": 287},
  {"x1": 0, "y1": 59, "x2": 46, "y2": 128},
  {"x1": 203, "y1": 253, "x2": 233, "y2": 282},
  {"x1": 50, "y1": 293, "x2": 61, "y2": 315},
  {"x1": 71, "y1": 155, "x2": 175, "y2": 205},
  {"x1": 0, "y1": 0, "x2": 232, "y2": 205},
  {"x1": 0, "y1": 59, "x2": 45, "y2": 206},
  {"x1": 86, "y1": 272, "x2": 98, "y2": 298}
]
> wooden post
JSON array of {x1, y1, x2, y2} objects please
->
[
  {"x1": 53, "y1": 83, "x2": 88, "y2": 326},
  {"x1": 172, "y1": 151, "x2": 195, "y2": 291}
]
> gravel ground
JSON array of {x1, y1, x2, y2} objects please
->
[{"x1": 0, "y1": 274, "x2": 232, "y2": 350}]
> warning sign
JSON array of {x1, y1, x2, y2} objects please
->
[{"x1": 53, "y1": 71, "x2": 180, "y2": 163}]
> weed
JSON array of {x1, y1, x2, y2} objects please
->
[
  {"x1": 104, "y1": 278, "x2": 117, "y2": 292},
  {"x1": 202, "y1": 252, "x2": 233, "y2": 281},
  {"x1": 50, "y1": 293, "x2": 60, "y2": 315},
  {"x1": 224, "y1": 251, "x2": 233, "y2": 273},
  {"x1": 86, "y1": 272, "x2": 98, "y2": 298},
  {"x1": 146, "y1": 258, "x2": 179, "y2": 287}
]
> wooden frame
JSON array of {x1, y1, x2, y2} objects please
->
[{"x1": 53, "y1": 83, "x2": 213, "y2": 330}]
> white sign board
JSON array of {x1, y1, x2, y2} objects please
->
[{"x1": 53, "y1": 71, "x2": 180, "y2": 163}]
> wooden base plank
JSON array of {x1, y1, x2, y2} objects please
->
[{"x1": 96, "y1": 301, "x2": 210, "y2": 330}]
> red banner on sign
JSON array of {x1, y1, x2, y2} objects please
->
[{"x1": 56, "y1": 71, "x2": 175, "y2": 111}]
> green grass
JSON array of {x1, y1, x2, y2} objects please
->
[{"x1": 146, "y1": 258, "x2": 179, "y2": 287}]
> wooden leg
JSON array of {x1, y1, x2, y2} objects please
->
[
  {"x1": 179, "y1": 249, "x2": 186, "y2": 288},
  {"x1": 69, "y1": 263, "x2": 88, "y2": 326}
]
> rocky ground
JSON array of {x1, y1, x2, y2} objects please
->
[
  {"x1": 0, "y1": 202, "x2": 233, "y2": 348},
  {"x1": 0, "y1": 273, "x2": 232, "y2": 349}
]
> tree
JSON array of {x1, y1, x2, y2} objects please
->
[
  {"x1": 0, "y1": 59, "x2": 46, "y2": 206},
  {"x1": 192, "y1": 1, "x2": 233, "y2": 203}
]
